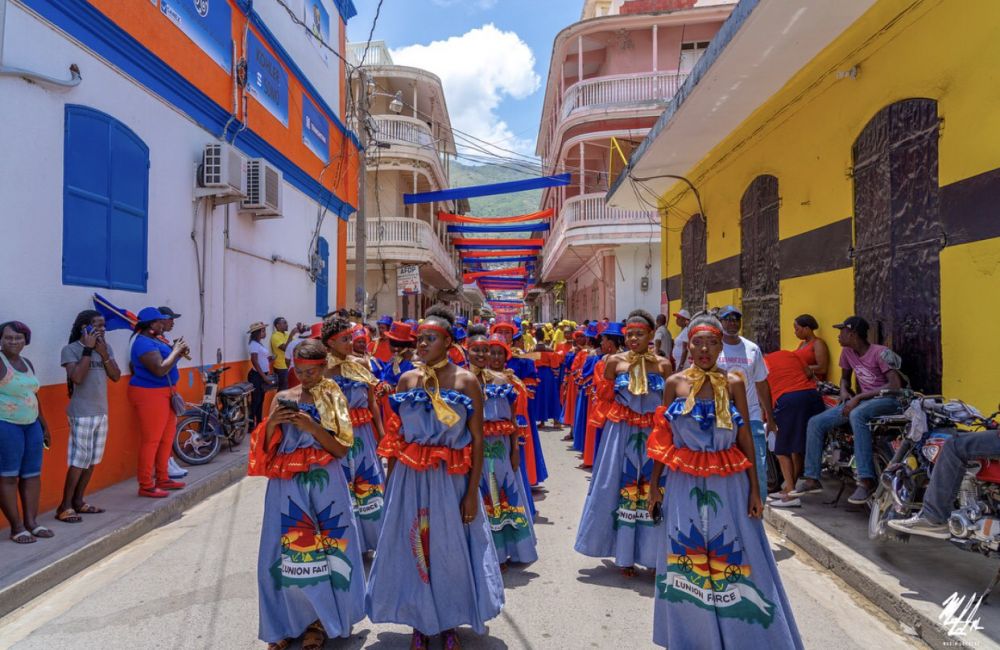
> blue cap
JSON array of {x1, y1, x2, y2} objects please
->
[
  {"x1": 719, "y1": 305, "x2": 742, "y2": 319},
  {"x1": 584, "y1": 323, "x2": 599, "y2": 338},
  {"x1": 602, "y1": 322, "x2": 625, "y2": 338},
  {"x1": 453, "y1": 326, "x2": 467, "y2": 341},
  {"x1": 513, "y1": 317, "x2": 522, "y2": 328},
  {"x1": 456, "y1": 316, "x2": 469, "y2": 328},
  {"x1": 377, "y1": 315, "x2": 393, "y2": 326},
  {"x1": 137, "y1": 307, "x2": 169, "y2": 323},
  {"x1": 404, "y1": 319, "x2": 418, "y2": 327}
]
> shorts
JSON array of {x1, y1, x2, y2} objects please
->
[
  {"x1": 68, "y1": 414, "x2": 110, "y2": 468},
  {"x1": 773, "y1": 389, "x2": 825, "y2": 456},
  {"x1": 0, "y1": 418, "x2": 44, "y2": 478}
]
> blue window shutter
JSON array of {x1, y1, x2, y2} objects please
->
[
  {"x1": 315, "y1": 237, "x2": 329, "y2": 317},
  {"x1": 63, "y1": 106, "x2": 149, "y2": 292}
]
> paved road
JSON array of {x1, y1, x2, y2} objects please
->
[{"x1": 0, "y1": 426, "x2": 924, "y2": 649}]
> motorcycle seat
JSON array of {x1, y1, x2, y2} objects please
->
[{"x1": 220, "y1": 382, "x2": 254, "y2": 397}]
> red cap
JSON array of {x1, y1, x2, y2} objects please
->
[
  {"x1": 308, "y1": 323, "x2": 323, "y2": 339},
  {"x1": 385, "y1": 322, "x2": 415, "y2": 343}
]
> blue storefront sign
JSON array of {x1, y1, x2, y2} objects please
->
[
  {"x1": 247, "y1": 31, "x2": 289, "y2": 126},
  {"x1": 159, "y1": 0, "x2": 232, "y2": 72},
  {"x1": 302, "y1": 94, "x2": 330, "y2": 163}
]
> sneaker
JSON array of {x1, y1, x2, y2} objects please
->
[
  {"x1": 788, "y1": 479, "x2": 823, "y2": 497},
  {"x1": 847, "y1": 484, "x2": 873, "y2": 505},
  {"x1": 887, "y1": 514, "x2": 950, "y2": 539},
  {"x1": 768, "y1": 496, "x2": 801, "y2": 508},
  {"x1": 767, "y1": 491, "x2": 787, "y2": 501},
  {"x1": 138, "y1": 487, "x2": 169, "y2": 498},
  {"x1": 156, "y1": 480, "x2": 186, "y2": 491},
  {"x1": 168, "y1": 457, "x2": 188, "y2": 479}
]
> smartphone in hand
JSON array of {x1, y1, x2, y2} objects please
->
[{"x1": 277, "y1": 397, "x2": 299, "y2": 411}]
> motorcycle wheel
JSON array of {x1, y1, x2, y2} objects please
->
[
  {"x1": 229, "y1": 419, "x2": 248, "y2": 447},
  {"x1": 174, "y1": 414, "x2": 223, "y2": 465}
]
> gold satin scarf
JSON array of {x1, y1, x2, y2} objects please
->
[
  {"x1": 417, "y1": 358, "x2": 461, "y2": 427},
  {"x1": 680, "y1": 365, "x2": 734, "y2": 430},
  {"x1": 327, "y1": 354, "x2": 378, "y2": 386},
  {"x1": 625, "y1": 350, "x2": 659, "y2": 395},
  {"x1": 390, "y1": 352, "x2": 406, "y2": 376},
  {"x1": 309, "y1": 378, "x2": 355, "y2": 448}
]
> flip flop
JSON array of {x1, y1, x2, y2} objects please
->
[
  {"x1": 10, "y1": 531, "x2": 35, "y2": 544},
  {"x1": 75, "y1": 503, "x2": 105, "y2": 514},
  {"x1": 56, "y1": 509, "x2": 83, "y2": 523},
  {"x1": 30, "y1": 526, "x2": 54, "y2": 538}
]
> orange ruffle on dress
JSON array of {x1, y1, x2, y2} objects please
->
[
  {"x1": 248, "y1": 419, "x2": 336, "y2": 480},
  {"x1": 605, "y1": 402, "x2": 656, "y2": 428},
  {"x1": 583, "y1": 359, "x2": 614, "y2": 467},
  {"x1": 349, "y1": 407, "x2": 373, "y2": 426},
  {"x1": 376, "y1": 411, "x2": 472, "y2": 475},
  {"x1": 646, "y1": 406, "x2": 752, "y2": 477},
  {"x1": 561, "y1": 350, "x2": 588, "y2": 426},
  {"x1": 484, "y1": 420, "x2": 518, "y2": 437},
  {"x1": 512, "y1": 380, "x2": 541, "y2": 484}
]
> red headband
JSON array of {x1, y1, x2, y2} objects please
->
[
  {"x1": 626, "y1": 323, "x2": 651, "y2": 332},
  {"x1": 488, "y1": 335, "x2": 512, "y2": 358},
  {"x1": 418, "y1": 323, "x2": 452, "y2": 339},
  {"x1": 689, "y1": 325, "x2": 723, "y2": 338},
  {"x1": 468, "y1": 340, "x2": 491, "y2": 350},
  {"x1": 294, "y1": 357, "x2": 328, "y2": 366}
]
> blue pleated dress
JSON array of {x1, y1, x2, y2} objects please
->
[
  {"x1": 480, "y1": 383, "x2": 538, "y2": 564},
  {"x1": 572, "y1": 355, "x2": 598, "y2": 452},
  {"x1": 652, "y1": 399, "x2": 803, "y2": 649},
  {"x1": 366, "y1": 388, "x2": 505, "y2": 635},
  {"x1": 257, "y1": 409, "x2": 366, "y2": 643},
  {"x1": 574, "y1": 372, "x2": 665, "y2": 569},
  {"x1": 508, "y1": 356, "x2": 548, "y2": 485},
  {"x1": 332, "y1": 375, "x2": 386, "y2": 553}
]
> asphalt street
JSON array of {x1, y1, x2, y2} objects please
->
[{"x1": 0, "y1": 426, "x2": 924, "y2": 649}]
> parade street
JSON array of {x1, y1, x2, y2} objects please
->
[{"x1": 0, "y1": 429, "x2": 922, "y2": 650}]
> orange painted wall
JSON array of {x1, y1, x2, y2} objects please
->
[
  {"x1": 86, "y1": 0, "x2": 359, "y2": 214},
  {"x1": 2, "y1": 361, "x2": 252, "y2": 530}
]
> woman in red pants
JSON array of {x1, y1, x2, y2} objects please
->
[{"x1": 128, "y1": 308, "x2": 189, "y2": 498}]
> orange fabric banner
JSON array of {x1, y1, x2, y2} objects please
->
[
  {"x1": 437, "y1": 208, "x2": 554, "y2": 224},
  {"x1": 451, "y1": 238, "x2": 545, "y2": 247}
]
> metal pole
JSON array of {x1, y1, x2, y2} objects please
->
[{"x1": 354, "y1": 70, "x2": 369, "y2": 315}]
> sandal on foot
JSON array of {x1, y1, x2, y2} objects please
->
[
  {"x1": 56, "y1": 509, "x2": 82, "y2": 523},
  {"x1": 442, "y1": 629, "x2": 462, "y2": 650},
  {"x1": 621, "y1": 566, "x2": 636, "y2": 578},
  {"x1": 75, "y1": 503, "x2": 105, "y2": 514},
  {"x1": 10, "y1": 530, "x2": 35, "y2": 544},
  {"x1": 266, "y1": 641, "x2": 292, "y2": 650},
  {"x1": 409, "y1": 631, "x2": 430, "y2": 650},
  {"x1": 302, "y1": 622, "x2": 326, "y2": 650},
  {"x1": 31, "y1": 526, "x2": 54, "y2": 539}
]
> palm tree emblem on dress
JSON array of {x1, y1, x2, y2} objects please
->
[
  {"x1": 690, "y1": 485, "x2": 722, "y2": 533},
  {"x1": 296, "y1": 468, "x2": 330, "y2": 491}
]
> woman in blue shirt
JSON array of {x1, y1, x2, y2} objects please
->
[{"x1": 128, "y1": 308, "x2": 189, "y2": 498}]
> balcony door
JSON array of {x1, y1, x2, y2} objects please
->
[
  {"x1": 852, "y1": 98, "x2": 942, "y2": 392},
  {"x1": 681, "y1": 213, "x2": 707, "y2": 314},
  {"x1": 739, "y1": 175, "x2": 780, "y2": 353}
]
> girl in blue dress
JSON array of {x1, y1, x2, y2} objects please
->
[
  {"x1": 321, "y1": 318, "x2": 387, "y2": 554},
  {"x1": 646, "y1": 314, "x2": 802, "y2": 649},
  {"x1": 467, "y1": 325, "x2": 538, "y2": 568},
  {"x1": 367, "y1": 306, "x2": 504, "y2": 650},
  {"x1": 575, "y1": 311, "x2": 672, "y2": 576},
  {"x1": 249, "y1": 339, "x2": 366, "y2": 650}
]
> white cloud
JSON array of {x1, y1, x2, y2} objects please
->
[{"x1": 391, "y1": 24, "x2": 540, "y2": 158}]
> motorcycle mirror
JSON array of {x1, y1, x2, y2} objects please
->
[{"x1": 216, "y1": 348, "x2": 223, "y2": 365}]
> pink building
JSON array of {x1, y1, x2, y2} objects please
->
[{"x1": 533, "y1": 0, "x2": 736, "y2": 321}]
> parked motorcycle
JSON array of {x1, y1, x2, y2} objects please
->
[{"x1": 173, "y1": 364, "x2": 254, "y2": 465}]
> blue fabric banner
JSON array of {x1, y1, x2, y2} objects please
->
[
  {"x1": 456, "y1": 244, "x2": 543, "y2": 250},
  {"x1": 404, "y1": 173, "x2": 571, "y2": 205},
  {"x1": 446, "y1": 222, "x2": 550, "y2": 234},
  {"x1": 462, "y1": 256, "x2": 537, "y2": 264}
]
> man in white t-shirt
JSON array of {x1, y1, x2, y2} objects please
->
[
  {"x1": 670, "y1": 309, "x2": 691, "y2": 370},
  {"x1": 715, "y1": 305, "x2": 775, "y2": 498}
]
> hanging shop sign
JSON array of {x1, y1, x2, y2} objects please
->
[
  {"x1": 397, "y1": 265, "x2": 421, "y2": 296},
  {"x1": 159, "y1": 0, "x2": 232, "y2": 72},
  {"x1": 247, "y1": 31, "x2": 289, "y2": 126},
  {"x1": 302, "y1": 94, "x2": 330, "y2": 162}
]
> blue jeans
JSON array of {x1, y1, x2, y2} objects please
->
[
  {"x1": 922, "y1": 431, "x2": 1000, "y2": 524},
  {"x1": 750, "y1": 420, "x2": 768, "y2": 498},
  {"x1": 0, "y1": 419, "x2": 44, "y2": 478},
  {"x1": 804, "y1": 397, "x2": 900, "y2": 481}
]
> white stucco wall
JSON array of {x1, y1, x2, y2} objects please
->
[
  {"x1": 614, "y1": 242, "x2": 661, "y2": 320},
  {"x1": 0, "y1": 4, "x2": 343, "y2": 386}
]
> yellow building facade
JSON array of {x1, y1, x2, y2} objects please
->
[{"x1": 641, "y1": 0, "x2": 1000, "y2": 413}]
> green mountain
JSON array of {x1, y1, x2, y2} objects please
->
[{"x1": 449, "y1": 161, "x2": 543, "y2": 217}]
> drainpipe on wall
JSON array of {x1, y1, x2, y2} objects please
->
[{"x1": 0, "y1": 0, "x2": 82, "y2": 89}]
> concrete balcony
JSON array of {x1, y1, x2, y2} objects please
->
[
  {"x1": 540, "y1": 193, "x2": 659, "y2": 281},
  {"x1": 347, "y1": 216, "x2": 458, "y2": 289},
  {"x1": 561, "y1": 71, "x2": 688, "y2": 121},
  {"x1": 369, "y1": 115, "x2": 449, "y2": 188}
]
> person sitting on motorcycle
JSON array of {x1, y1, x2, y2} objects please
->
[
  {"x1": 888, "y1": 430, "x2": 1000, "y2": 538},
  {"x1": 792, "y1": 316, "x2": 905, "y2": 504}
]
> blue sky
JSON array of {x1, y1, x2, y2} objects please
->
[{"x1": 346, "y1": 0, "x2": 581, "y2": 160}]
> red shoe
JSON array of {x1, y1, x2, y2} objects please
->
[
  {"x1": 156, "y1": 480, "x2": 186, "y2": 490},
  {"x1": 138, "y1": 487, "x2": 169, "y2": 498}
]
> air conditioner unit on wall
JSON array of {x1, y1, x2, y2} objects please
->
[
  {"x1": 195, "y1": 142, "x2": 247, "y2": 201},
  {"x1": 241, "y1": 158, "x2": 283, "y2": 219}
]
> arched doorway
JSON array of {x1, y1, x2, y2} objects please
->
[
  {"x1": 740, "y1": 175, "x2": 780, "y2": 353},
  {"x1": 681, "y1": 213, "x2": 707, "y2": 315},
  {"x1": 852, "y1": 99, "x2": 942, "y2": 393}
]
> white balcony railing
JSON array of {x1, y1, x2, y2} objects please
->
[
  {"x1": 542, "y1": 193, "x2": 658, "y2": 261},
  {"x1": 346, "y1": 40, "x2": 393, "y2": 67},
  {"x1": 561, "y1": 71, "x2": 688, "y2": 121},
  {"x1": 347, "y1": 216, "x2": 457, "y2": 285},
  {"x1": 373, "y1": 116, "x2": 436, "y2": 149}
]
